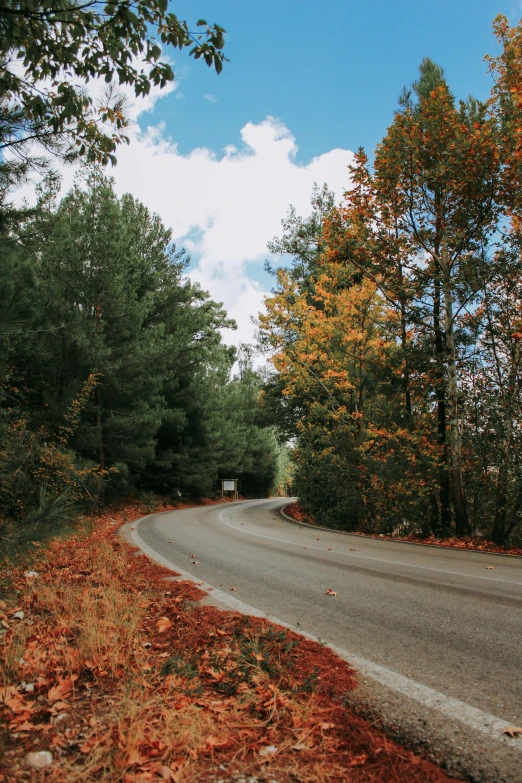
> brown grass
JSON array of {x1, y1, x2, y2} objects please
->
[{"x1": 0, "y1": 500, "x2": 462, "y2": 783}]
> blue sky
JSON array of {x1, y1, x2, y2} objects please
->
[
  {"x1": 151, "y1": 0, "x2": 515, "y2": 163},
  {"x1": 63, "y1": 1, "x2": 521, "y2": 349}
]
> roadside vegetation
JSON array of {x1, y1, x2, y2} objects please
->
[
  {"x1": 0, "y1": 168, "x2": 284, "y2": 557},
  {"x1": 261, "y1": 16, "x2": 522, "y2": 549},
  {"x1": 0, "y1": 501, "x2": 460, "y2": 783}
]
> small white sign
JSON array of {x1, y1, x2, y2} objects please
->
[{"x1": 223, "y1": 480, "x2": 235, "y2": 491}]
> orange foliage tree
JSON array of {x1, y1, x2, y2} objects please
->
[{"x1": 262, "y1": 25, "x2": 522, "y2": 545}]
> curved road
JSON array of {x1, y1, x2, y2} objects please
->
[{"x1": 125, "y1": 498, "x2": 522, "y2": 783}]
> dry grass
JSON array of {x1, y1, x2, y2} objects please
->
[
  {"x1": 34, "y1": 541, "x2": 145, "y2": 677},
  {"x1": 0, "y1": 500, "x2": 461, "y2": 783}
]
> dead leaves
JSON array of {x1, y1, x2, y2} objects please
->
[
  {"x1": 349, "y1": 752, "x2": 369, "y2": 766},
  {"x1": 47, "y1": 676, "x2": 77, "y2": 702},
  {"x1": 485, "y1": 566, "x2": 495, "y2": 570},
  {"x1": 504, "y1": 726, "x2": 522, "y2": 738},
  {"x1": 156, "y1": 617, "x2": 172, "y2": 634},
  {"x1": 0, "y1": 497, "x2": 460, "y2": 783}
]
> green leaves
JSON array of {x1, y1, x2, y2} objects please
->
[{"x1": 0, "y1": 1, "x2": 227, "y2": 165}]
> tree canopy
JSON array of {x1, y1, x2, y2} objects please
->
[
  {"x1": 0, "y1": 1, "x2": 226, "y2": 164},
  {"x1": 261, "y1": 17, "x2": 522, "y2": 547}
]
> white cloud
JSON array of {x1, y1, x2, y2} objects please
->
[
  {"x1": 12, "y1": 90, "x2": 354, "y2": 354},
  {"x1": 203, "y1": 93, "x2": 218, "y2": 103},
  {"x1": 108, "y1": 116, "x2": 355, "y2": 351}
]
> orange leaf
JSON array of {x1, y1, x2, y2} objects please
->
[
  {"x1": 157, "y1": 616, "x2": 172, "y2": 633},
  {"x1": 504, "y1": 726, "x2": 522, "y2": 738},
  {"x1": 48, "y1": 676, "x2": 75, "y2": 702},
  {"x1": 349, "y1": 753, "x2": 368, "y2": 766}
]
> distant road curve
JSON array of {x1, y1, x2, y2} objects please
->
[{"x1": 123, "y1": 498, "x2": 522, "y2": 783}]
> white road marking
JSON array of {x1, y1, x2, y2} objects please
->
[
  {"x1": 126, "y1": 514, "x2": 521, "y2": 749},
  {"x1": 218, "y1": 510, "x2": 522, "y2": 586}
]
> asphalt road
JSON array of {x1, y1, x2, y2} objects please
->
[{"x1": 126, "y1": 498, "x2": 522, "y2": 783}]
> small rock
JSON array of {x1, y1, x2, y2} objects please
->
[
  {"x1": 13, "y1": 611, "x2": 24, "y2": 620},
  {"x1": 24, "y1": 571, "x2": 38, "y2": 579},
  {"x1": 19, "y1": 657, "x2": 26, "y2": 665},
  {"x1": 22, "y1": 683, "x2": 35, "y2": 693},
  {"x1": 258, "y1": 745, "x2": 278, "y2": 756},
  {"x1": 54, "y1": 713, "x2": 67, "y2": 723},
  {"x1": 157, "y1": 765, "x2": 172, "y2": 779},
  {"x1": 26, "y1": 751, "x2": 53, "y2": 769}
]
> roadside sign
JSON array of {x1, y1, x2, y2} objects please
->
[{"x1": 221, "y1": 479, "x2": 238, "y2": 501}]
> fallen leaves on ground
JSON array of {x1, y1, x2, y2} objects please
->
[
  {"x1": 325, "y1": 588, "x2": 337, "y2": 596},
  {"x1": 284, "y1": 503, "x2": 522, "y2": 556},
  {"x1": 157, "y1": 617, "x2": 173, "y2": 633},
  {"x1": 0, "y1": 497, "x2": 463, "y2": 783}
]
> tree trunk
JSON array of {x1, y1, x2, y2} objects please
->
[
  {"x1": 441, "y1": 249, "x2": 470, "y2": 536},
  {"x1": 492, "y1": 337, "x2": 521, "y2": 545},
  {"x1": 94, "y1": 386, "x2": 105, "y2": 471},
  {"x1": 398, "y1": 258, "x2": 413, "y2": 431},
  {"x1": 433, "y1": 276, "x2": 452, "y2": 534}
]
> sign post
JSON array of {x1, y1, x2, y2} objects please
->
[{"x1": 221, "y1": 479, "x2": 238, "y2": 502}]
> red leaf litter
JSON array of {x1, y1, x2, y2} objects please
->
[
  {"x1": 0, "y1": 497, "x2": 462, "y2": 782},
  {"x1": 284, "y1": 502, "x2": 522, "y2": 556}
]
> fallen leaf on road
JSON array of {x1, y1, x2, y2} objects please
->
[
  {"x1": 485, "y1": 566, "x2": 494, "y2": 570},
  {"x1": 130, "y1": 527, "x2": 135, "y2": 531},
  {"x1": 230, "y1": 588, "x2": 237, "y2": 592},
  {"x1": 189, "y1": 553, "x2": 197, "y2": 558},
  {"x1": 504, "y1": 726, "x2": 522, "y2": 738},
  {"x1": 316, "y1": 538, "x2": 320, "y2": 540},
  {"x1": 191, "y1": 561, "x2": 200, "y2": 565},
  {"x1": 349, "y1": 548, "x2": 356, "y2": 551},
  {"x1": 167, "y1": 540, "x2": 174, "y2": 543},
  {"x1": 327, "y1": 548, "x2": 332, "y2": 551},
  {"x1": 157, "y1": 617, "x2": 172, "y2": 633},
  {"x1": 325, "y1": 588, "x2": 337, "y2": 596}
]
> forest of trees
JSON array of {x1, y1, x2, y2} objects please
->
[
  {"x1": 3, "y1": 4, "x2": 522, "y2": 552},
  {"x1": 0, "y1": 170, "x2": 283, "y2": 546},
  {"x1": 0, "y1": 2, "x2": 288, "y2": 551},
  {"x1": 261, "y1": 16, "x2": 522, "y2": 547}
]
